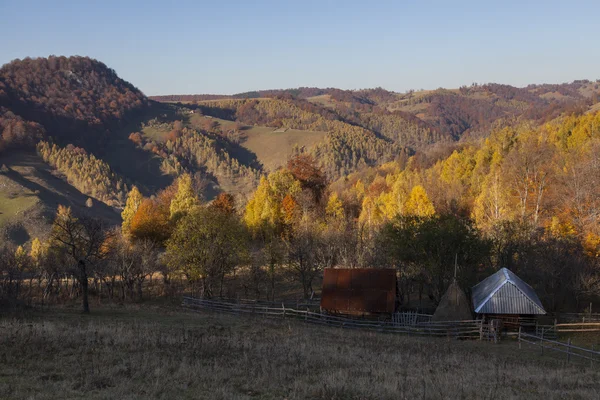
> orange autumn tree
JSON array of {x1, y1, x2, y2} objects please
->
[
  {"x1": 287, "y1": 154, "x2": 327, "y2": 202},
  {"x1": 211, "y1": 193, "x2": 236, "y2": 215},
  {"x1": 130, "y1": 188, "x2": 174, "y2": 245}
]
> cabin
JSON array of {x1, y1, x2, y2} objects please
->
[
  {"x1": 320, "y1": 268, "x2": 396, "y2": 315},
  {"x1": 471, "y1": 268, "x2": 545, "y2": 329}
]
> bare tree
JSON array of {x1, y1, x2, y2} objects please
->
[{"x1": 51, "y1": 206, "x2": 111, "y2": 313}]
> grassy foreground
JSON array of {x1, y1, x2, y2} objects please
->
[{"x1": 0, "y1": 305, "x2": 599, "y2": 399}]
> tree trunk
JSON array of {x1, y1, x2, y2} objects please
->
[
  {"x1": 79, "y1": 260, "x2": 90, "y2": 313},
  {"x1": 137, "y1": 279, "x2": 143, "y2": 301},
  {"x1": 219, "y1": 271, "x2": 225, "y2": 298},
  {"x1": 270, "y1": 261, "x2": 276, "y2": 301}
]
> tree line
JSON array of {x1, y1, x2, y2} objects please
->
[
  {"x1": 4, "y1": 138, "x2": 600, "y2": 314},
  {"x1": 37, "y1": 140, "x2": 129, "y2": 207}
]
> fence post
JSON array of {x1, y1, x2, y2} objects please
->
[
  {"x1": 518, "y1": 326, "x2": 522, "y2": 350},
  {"x1": 479, "y1": 320, "x2": 483, "y2": 341},
  {"x1": 567, "y1": 338, "x2": 572, "y2": 363},
  {"x1": 591, "y1": 344, "x2": 595, "y2": 367},
  {"x1": 282, "y1": 302, "x2": 286, "y2": 319},
  {"x1": 541, "y1": 330, "x2": 544, "y2": 355},
  {"x1": 494, "y1": 324, "x2": 498, "y2": 344}
]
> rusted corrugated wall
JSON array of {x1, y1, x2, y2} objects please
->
[{"x1": 321, "y1": 268, "x2": 396, "y2": 314}]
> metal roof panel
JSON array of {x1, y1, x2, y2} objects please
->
[{"x1": 471, "y1": 268, "x2": 545, "y2": 315}]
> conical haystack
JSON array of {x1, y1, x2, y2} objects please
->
[{"x1": 432, "y1": 281, "x2": 473, "y2": 321}]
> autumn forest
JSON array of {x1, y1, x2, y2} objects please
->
[{"x1": 1, "y1": 56, "x2": 600, "y2": 315}]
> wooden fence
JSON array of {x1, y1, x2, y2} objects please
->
[
  {"x1": 556, "y1": 312, "x2": 600, "y2": 323},
  {"x1": 183, "y1": 296, "x2": 487, "y2": 339},
  {"x1": 518, "y1": 329, "x2": 600, "y2": 364},
  {"x1": 392, "y1": 310, "x2": 432, "y2": 325},
  {"x1": 534, "y1": 321, "x2": 600, "y2": 335},
  {"x1": 556, "y1": 322, "x2": 600, "y2": 333}
]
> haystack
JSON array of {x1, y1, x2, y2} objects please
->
[{"x1": 432, "y1": 280, "x2": 472, "y2": 321}]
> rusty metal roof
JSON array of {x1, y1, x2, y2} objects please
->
[
  {"x1": 471, "y1": 268, "x2": 545, "y2": 315},
  {"x1": 321, "y1": 268, "x2": 396, "y2": 314}
]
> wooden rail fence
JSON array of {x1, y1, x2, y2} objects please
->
[
  {"x1": 183, "y1": 296, "x2": 488, "y2": 340},
  {"x1": 556, "y1": 312, "x2": 600, "y2": 323},
  {"x1": 518, "y1": 328, "x2": 600, "y2": 364},
  {"x1": 556, "y1": 322, "x2": 600, "y2": 333}
]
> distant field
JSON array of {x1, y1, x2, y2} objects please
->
[
  {"x1": 0, "y1": 189, "x2": 38, "y2": 228},
  {"x1": 307, "y1": 94, "x2": 335, "y2": 108},
  {"x1": 153, "y1": 114, "x2": 328, "y2": 172},
  {"x1": 142, "y1": 126, "x2": 170, "y2": 142},
  {"x1": 188, "y1": 114, "x2": 238, "y2": 132},
  {"x1": 1, "y1": 305, "x2": 598, "y2": 399},
  {"x1": 241, "y1": 126, "x2": 326, "y2": 171}
]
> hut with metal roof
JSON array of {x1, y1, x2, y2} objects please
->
[
  {"x1": 472, "y1": 268, "x2": 545, "y2": 321},
  {"x1": 432, "y1": 280, "x2": 473, "y2": 322},
  {"x1": 320, "y1": 268, "x2": 396, "y2": 315}
]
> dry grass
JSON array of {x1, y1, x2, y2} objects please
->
[{"x1": 1, "y1": 305, "x2": 599, "y2": 399}]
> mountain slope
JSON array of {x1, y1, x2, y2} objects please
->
[
  {"x1": 0, "y1": 151, "x2": 120, "y2": 243},
  {"x1": 1, "y1": 55, "x2": 599, "y2": 246}
]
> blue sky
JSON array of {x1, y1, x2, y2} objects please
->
[{"x1": 1, "y1": 0, "x2": 598, "y2": 95}]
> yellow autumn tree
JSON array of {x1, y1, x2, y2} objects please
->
[
  {"x1": 359, "y1": 196, "x2": 385, "y2": 227},
  {"x1": 170, "y1": 174, "x2": 199, "y2": 219},
  {"x1": 14, "y1": 245, "x2": 28, "y2": 271},
  {"x1": 30, "y1": 237, "x2": 46, "y2": 267},
  {"x1": 244, "y1": 176, "x2": 273, "y2": 230},
  {"x1": 121, "y1": 186, "x2": 143, "y2": 236},
  {"x1": 404, "y1": 185, "x2": 435, "y2": 217},
  {"x1": 583, "y1": 233, "x2": 600, "y2": 258},
  {"x1": 244, "y1": 170, "x2": 301, "y2": 231},
  {"x1": 326, "y1": 193, "x2": 344, "y2": 221},
  {"x1": 325, "y1": 192, "x2": 345, "y2": 228},
  {"x1": 548, "y1": 216, "x2": 577, "y2": 239}
]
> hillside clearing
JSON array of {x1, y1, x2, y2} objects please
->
[
  {"x1": 189, "y1": 114, "x2": 327, "y2": 172},
  {"x1": 0, "y1": 185, "x2": 38, "y2": 228},
  {"x1": 241, "y1": 127, "x2": 326, "y2": 172},
  {"x1": 0, "y1": 305, "x2": 598, "y2": 399}
]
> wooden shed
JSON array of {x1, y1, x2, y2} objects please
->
[
  {"x1": 471, "y1": 268, "x2": 545, "y2": 328},
  {"x1": 320, "y1": 268, "x2": 396, "y2": 315}
]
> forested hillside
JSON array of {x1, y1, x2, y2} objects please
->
[
  {"x1": 195, "y1": 98, "x2": 411, "y2": 178},
  {"x1": 0, "y1": 57, "x2": 264, "y2": 241},
  {"x1": 154, "y1": 81, "x2": 599, "y2": 143},
  {"x1": 0, "y1": 56, "x2": 148, "y2": 149},
  {"x1": 1, "y1": 55, "x2": 599, "y2": 262}
]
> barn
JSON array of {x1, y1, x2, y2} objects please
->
[
  {"x1": 320, "y1": 268, "x2": 396, "y2": 315},
  {"x1": 471, "y1": 268, "x2": 545, "y2": 328}
]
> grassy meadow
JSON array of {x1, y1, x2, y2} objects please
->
[
  {"x1": 0, "y1": 190, "x2": 38, "y2": 228},
  {"x1": 189, "y1": 113, "x2": 326, "y2": 171},
  {"x1": 1, "y1": 305, "x2": 599, "y2": 400},
  {"x1": 240, "y1": 127, "x2": 325, "y2": 172}
]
